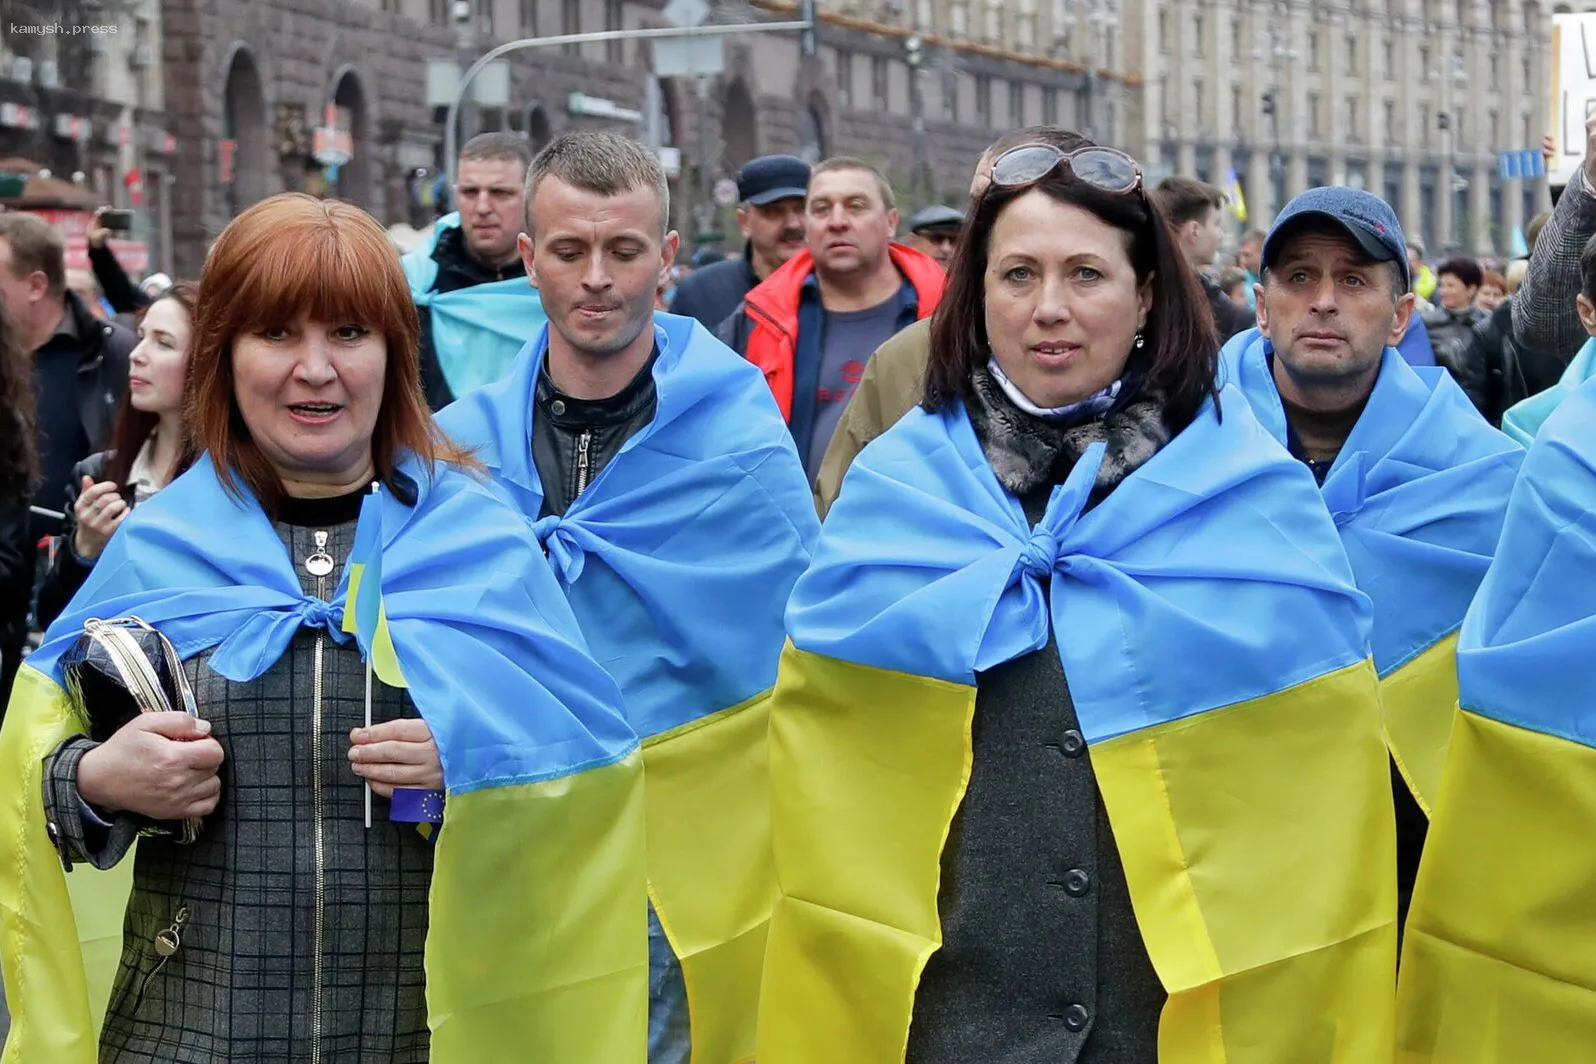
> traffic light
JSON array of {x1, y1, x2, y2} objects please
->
[{"x1": 1261, "y1": 93, "x2": 1276, "y2": 117}]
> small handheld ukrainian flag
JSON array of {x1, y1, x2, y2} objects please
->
[{"x1": 1228, "y1": 168, "x2": 1249, "y2": 222}]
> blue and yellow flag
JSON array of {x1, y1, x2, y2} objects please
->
[
  {"x1": 402, "y1": 212, "x2": 547, "y2": 398},
  {"x1": 1227, "y1": 167, "x2": 1248, "y2": 222},
  {"x1": 439, "y1": 311, "x2": 818, "y2": 1063},
  {"x1": 1224, "y1": 330, "x2": 1522, "y2": 809},
  {"x1": 0, "y1": 453, "x2": 647, "y2": 1063},
  {"x1": 1397, "y1": 373, "x2": 1596, "y2": 1061},
  {"x1": 1501, "y1": 334, "x2": 1596, "y2": 446},
  {"x1": 761, "y1": 386, "x2": 1396, "y2": 1062}
]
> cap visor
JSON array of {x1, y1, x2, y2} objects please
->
[
  {"x1": 745, "y1": 187, "x2": 808, "y2": 206},
  {"x1": 1267, "y1": 212, "x2": 1404, "y2": 281}
]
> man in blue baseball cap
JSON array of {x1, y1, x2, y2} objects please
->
[
  {"x1": 1220, "y1": 185, "x2": 1523, "y2": 933},
  {"x1": 669, "y1": 154, "x2": 811, "y2": 329}
]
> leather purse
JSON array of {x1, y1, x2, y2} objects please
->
[{"x1": 61, "y1": 616, "x2": 206, "y2": 845}]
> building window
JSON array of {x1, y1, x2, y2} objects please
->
[
  {"x1": 1346, "y1": 34, "x2": 1357, "y2": 73},
  {"x1": 1307, "y1": 30, "x2": 1319, "y2": 71},
  {"x1": 1232, "y1": 85, "x2": 1243, "y2": 128},
  {"x1": 872, "y1": 55, "x2": 889, "y2": 109},
  {"x1": 1384, "y1": 99, "x2": 1396, "y2": 139},
  {"x1": 1010, "y1": 82, "x2": 1025, "y2": 125},
  {"x1": 916, "y1": 0, "x2": 934, "y2": 29},
  {"x1": 431, "y1": 0, "x2": 447, "y2": 22},
  {"x1": 476, "y1": 0, "x2": 494, "y2": 35},
  {"x1": 1193, "y1": 13, "x2": 1205, "y2": 55},
  {"x1": 985, "y1": 0, "x2": 1003, "y2": 45},
  {"x1": 1419, "y1": 44, "x2": 1430, "y2": 77},
  {"x1": 520, "y1": 0, "x2": 537, "y2": 34},
  {"x1": 606, "y1": 0, "x2": 623, "y2": 63},
  {"x1": 1488, "y1": 107, "x2": 1500, "y2": 142},
  {"x1": 1308, "y1": 92, "x2": 1321, "y2": 137},
  {"x1": 976, "y1": 75, "x2": 992, "y2": 124},
  {"x1": 1158, "y1": 10, "x2": 1169, "y2": 52},
  {"x1": 1490, "y1": 53, "x2": 1500, "y2": 89},
  {"x1": 1194, "y1": 81, "x2": 1204, "y2": 123},
  {"x1": 563, "y1": 0, "x2": 580, "y2": 53},
  {"x1": 1043, "y1": 86, "x2": 1059, "y2": 125},
  {"x1": 950, "y1": 0, "x2": 967, "y2": 36},
  {"x1": 1523, "y1": 54, "x2": 1533, "y2": 87},
  {"x1": 1420, "y1": 103, "x2": 1431, "y2": 147},
  {"x1": 944, "y1": 69, "x2": 959, "y2": 120},
  {"x1": 1231, "y1": 17, "x2": 1243, "y2": 57},
  {"x1": 1383, "y1": 39, "x2": 1394, "y2": 75},
  {"x1": 837, "y1": 51, "x2": 853, "y2": 105},
  {"x1": 1346, "y1": 96, "x2": 1359, "y2": 142}
]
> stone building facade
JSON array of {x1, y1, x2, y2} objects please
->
[
  {"x1": 1127, "y1": 0, "x2": 1554, "y2": 256},
  {"x1": 156, "y1": 0, "x2": 1131, "y2": 271}
]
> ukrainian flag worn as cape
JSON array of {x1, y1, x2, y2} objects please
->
[
  {"x1": 402, "y1": 211, "x2": 547, "y2": 398},
  {"x1": 1398, "y1": 372, "x2": 1596, "y2": 1062},
  {"x1": 0, "y1": 453, "x2": 647, "y2": 1064},
  {"x1": 1223, "y1": 330, "x2": 1522, "y2": 809},
  {"x1": 761, "y1": 385, "x2": 1397, "y2": 1063},
  {"x1": 439, "y1": 311, "x2": 819, "y2": 1064},
  {"x1": 1500, "y1": 334, "x2": 1596, "y2": 446}
]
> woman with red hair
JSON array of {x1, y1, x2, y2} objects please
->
[{"x1": 1, "y1": 193, "x2": 646, "y2": 1062}]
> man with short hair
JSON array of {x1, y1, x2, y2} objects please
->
[
  {"x1": 401, "y1": 132, "x2": 545, "y2": 409},
  {"x1": 1237, "y1": 227, "x2": 1265, "y2": 308},
  {"x1": 720, "y1": 156, "x2": 944, "y2": 478},
  {"x1": 669, "y1": 154, "x2": 811, "y2": 330},
  {"x1": 0, "y1": 213, "x2": 133, "y2": 540},
  {"x1": 437, "y1": 131, "x2": 817, "y2": 1064},
  {"x1": 904, "y1": 204, "x2": 964, "y2": 268},
  {"x1": 1221, "y1": 187, "x2": 1522, "y2": 929},
  {"x1": 1153, "y1": 176, "x2": 1254, "y2": 339}
]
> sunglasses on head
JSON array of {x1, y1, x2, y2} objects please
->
[{"x1": 989, "y1": 144, "x2": 1144, "y2": 197}]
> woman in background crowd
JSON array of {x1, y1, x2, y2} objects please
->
[{"x1": 35, "y1": 282, "x2": 197, "y2": 628}]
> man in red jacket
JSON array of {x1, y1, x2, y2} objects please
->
[{"x1": 718, "y1": 156, "x2": 944, "y2": 477}]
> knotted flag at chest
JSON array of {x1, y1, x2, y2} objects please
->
[
  {"x1": 1224, "y1": 330, "x2": 1522, "y2": 809},
  {"x1": 0, "y1": 454, "x2": 648, "y2": 1064},
  {"x1": 439, "y1": 311, "x2": 818, "y2": 1064},
  {"x1": 760, "y1": 385, "x2": 1397, "y2": 1063}
]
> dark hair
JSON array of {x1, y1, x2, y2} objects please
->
[
  {"x1": 184, "y1": 193, "x2": 474, "y2": 512},
  {"x1": 1436, "y1": 255, "x2": 1483, "y2": 290},
  {"x1": 1152, "y1": 176, "x2": 1226, "y2": 228},
  {"x1": 0, "y1": 301, "x2": 37, "y2": 497},
  {"x1": 460, "y1": 131, "x2": 535, "y2": 170},
  {"x1": 102, "y1": 283, "x2": 198, "y2": 488},
  {"x1": 924, "y1": 130, "x2": 1219, "y2": 429},
  {"x1": 1579, "y1": 231, "x2": 1596, "y2": 302}
]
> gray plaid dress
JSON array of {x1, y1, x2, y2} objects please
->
[{"x1": 43, "y1": 517, "x2": 434, "y2": 1063}]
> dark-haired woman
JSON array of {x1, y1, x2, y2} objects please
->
[
  {"x1": 0, "y1": 304, "x2": 38, "y2": 709},
  {"x1": 759, "y1": 131, "x2": 1398, "y2": 1063},
  {"x1": 36, "y1": 283, "x2": 196, "y2": 629}
]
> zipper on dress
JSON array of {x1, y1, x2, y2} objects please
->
[
  {"x1": 304, "y1": 529, "x2": 335, "y2": 1064},
  {"x1": 574, "y1": 429, "x2": 593, "y2": 496}
]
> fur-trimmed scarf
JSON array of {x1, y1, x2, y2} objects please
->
[{"x1": 965, "y1": 363, "x2": 1172, "y2": 497}]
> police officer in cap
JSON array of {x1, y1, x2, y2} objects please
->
[
  {"x1": 905, "y1": 204, "x2": 964, "y2": 268},
  {"x1": 669, "y1": 154, "x2": 811, "y2": 329}
]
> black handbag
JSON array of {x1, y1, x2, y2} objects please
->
[{"x1": 60, "y1": 616, "x2": 206, "y2": 844}]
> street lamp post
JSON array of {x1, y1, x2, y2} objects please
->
[
  {"x1": 906, "y1": 34, "x2": 928, "y2": 206},
  {"x1": 443, "y1": 19, "x2": 813, "y2": 187}
]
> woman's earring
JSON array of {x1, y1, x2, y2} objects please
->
[{"x1": 1134, "y1": 332, "x2": 1145, "y2": 349}]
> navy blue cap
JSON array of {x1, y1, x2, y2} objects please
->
[
  {"x1": 1263, "y1": 187, "x2": 1411, "y2": 290},
  {"x1": 909, "y1": 204, "x2": 965, "y2": 232},
  {"x1": 737, "y1": 155, "x2": 811, "y2": 206}
]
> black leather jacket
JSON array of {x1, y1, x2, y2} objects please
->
[
  {"x1": 1450, "y1": 297, "x2": 1571, "y2": 427},
  {"x1": 532, "y1": 349, "x2": 659, "y2": 518},
  {"x1": 416, "y1": 225, "x2": 528, "y2": 411}
]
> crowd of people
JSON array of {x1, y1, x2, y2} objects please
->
[{"x1": 0, "y1": 111, "x2": 1590, "y2": 1064}]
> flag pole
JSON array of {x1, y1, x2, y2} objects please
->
[{"x1": 364, "y1": 480, "x2": 379, "y2": 830}]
